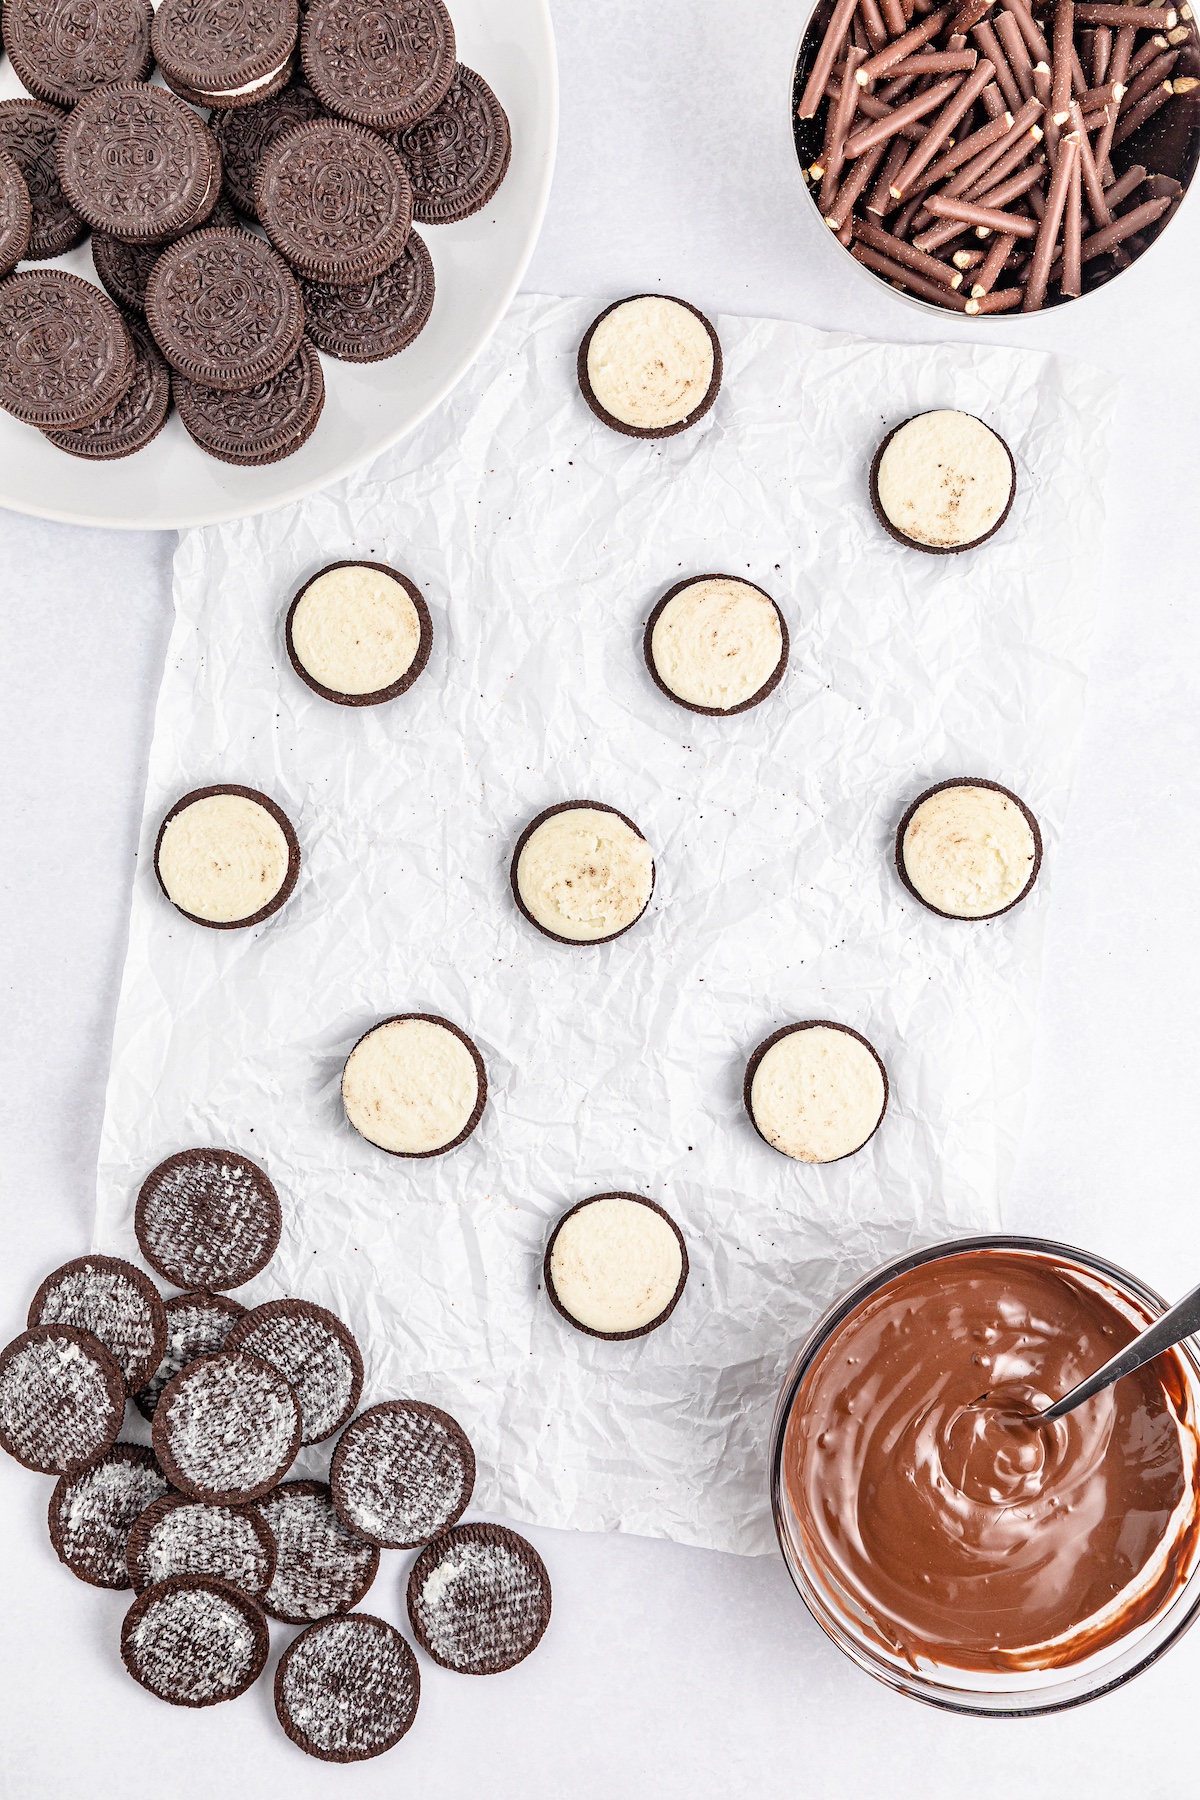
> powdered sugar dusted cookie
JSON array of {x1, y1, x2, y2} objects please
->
[
  {"x1": 135, "y1": 1148, "x2": 282, "y2": 1291},
  {"x1": 135, "y1": 1291, "x2": 246, "y2": 1421},
  {"x1": 578, "y1": 294, "x2": 722, "y2": 439},
  {"x1": 870, "y1": 411, "x2": 1016, "y2": 553},
  {"x1": 226, "y1": 1299, "x2": 363, "y2": 1445},
  {"x1": 407, "y1": 1522, "x2": 551, "y2": 1674},
  {"x1": 745, "y1": 1021, "x2": 888, "y2": 1164},
  {"x1": 121, "y1": 1574, "x2": 269, "y2": 1706},
  {"x1": 275, "y1": 1613, "x2": 420, "y2": 1762},
  {"x1": 28, "y1": 1255, "x2": 167, "y2": 1393},
  {"x1": 285, "y1": 560, "x2": 433, "y2": 706},
  {"x1": 255, "y1": 1479, "x2": 379, "y2": 1623},
  {"x1": 152, "y1": 1349, "x2": 301, "y2": 1504},
  {"x1": 127, "y1": 1491, "x2": 276, "y2": 1597},
  {"x1": 644, "y1": 576, "x2": 788, "y2": 716},
  {"x1": 330, "y1": 1400, "x2": 474, "y2": 1549},
  {"x1": 48, "y1": 1443, "x2": 169, "y2": 1588},
  {"x1": 896, "y1": 778, "x2": 1042, "y2": 920},
  {"x1": 341, "y1": 1014, "x2": 486, "y2": 1158},
  {"x1": 544, "y1": 1193, "x2": 688, "y2": 1340},
  {"x1": 153, "y1": 784, "x2": 301, "y2": 928},
  {"x1": 512, "y1": 802, "x2": 655, "y2": 945},
  {"x1": 0, "y1": 1326, "x2": 126, "y2": 1475}
]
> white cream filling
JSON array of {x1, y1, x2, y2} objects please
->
[
  {"x1": 516, "y1": 807, "x2": 653, "y2": 942},
  {"x1": 876, "y1": 411, "x2": 1012, "y2": 548},
  {"x1": 291, "y1": 565, "x2": 422, "y2": 697},
  {"x1": 342, "y1": 1018, "x2": 478, "y2": 1155},
  {"x1": 198, "y1": 60, "x2": 290, "y2": 99},
  {"x1": 587, "y1": 296, "x2": 714, "y2": 430},
  {"x1": 651, "y1": 578, "x2": 783, "y2": 710},
  {"x1": 550, "y1": 1197, "x2": 683, "y2": 1334},
  {"x1": 158, "y1": 794, "x2": 290, "y2": 924},
  {"x1": 751, "y1": 1026, "x2": 885, "y2": 1163},
  {"x1": 902, "y1": 785, "x2": 1036, "y2": 917}
]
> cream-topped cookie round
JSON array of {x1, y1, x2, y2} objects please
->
[
  {"x1": 749, "y1": 1024, "x2": 886, "y2": 1163},
  {"x1": 648, "y1": 577, "x2": 785, "y2": 712},
  {"x1": 514, "y1": 805, "x2": 654, "y2": 943},
  {"x1": 874, "y1": 411, "x2": 1014, "y2": 550},
  {"x1": 547, "y1": 1195, "x2": 687, "y2": 1337},
  {"x1": 900, "y1": 783, "x2": 1039, "y2": 918},
  {"x1": 288, "y1": 562, "x2": 426, "y2": 702},
  {"x1": 582, "y1": 295, "x2": 719, "y2": 434},
  {"x1": 156, "y1": 791, "x2": 295, "y2": 926},
  {"x1": 342, "y1": 1016, "x2": 483, "y2": 1157}
]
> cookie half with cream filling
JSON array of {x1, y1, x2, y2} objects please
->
[
  {"x1": 870, "y1": 411, "x2": 1015, "y2": 554},
  {"x1": 511, "y1": 801, "x2": 654, "y2": 946},
  {"x1": 896, "y1": 777, "x2": 1042, "y2": 920},
  {"x1": 745, "y1": 1021, "x2": 888, "y2": 1164},
  {"x1": 578, "y1": 294, "x2": 722, "y2": 439},
  {"x1": 341, "y1": 1013, "x2": 486, "y2": 1158},
  {"x1": 285, "y1": 560, "x2": 432, "y2": 706},
  {"x1": 644, "y1": 574, "x2": 788, "y2": 716},
  {"x1": 544, "y1": 1192, "x2": 688, "y2": 1341},
  {"x1": 153, "y1": 784, "x2": 300, "y2": 929}
]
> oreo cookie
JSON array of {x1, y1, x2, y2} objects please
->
[
  {"x1": 153, "y1": 784, "x2": 302, "y2": 927},
  {"x1": 135, "y1": 1291, "x2": 247, "y2": 1420},
  {"x1": 127, "y1": 1491, "x2": 277, "y2": 1597},
  {"x1": 152, "y1": 0, "x2": 300, "y2": 111},
  {"x1": 173, "y1": 336, "x2": 325, "y2": 465},
  {"x1": 254, "y1": 1479, "x2": 379, "y2": 1622},
  {"x1": 578, "y1": 294, "x2": 722, "y2": 440},
  {"x1": 152, "y1": 1349, "x2": 302, "y2": 1504},
  {"x1": 135, "y1": 1147, "x2": 282, "y2": 1291},
  {"x1": 28, "y1": 1254, "x2": 167, "y2": 1394},
  {"x1": 48, "y1": 1444, "x2": 169, "y2": 1589},
  {"x1": 0, "y1": 99, "x2": 86, "y2": 261},
  {"x1": 745, "y1": 1020, "x2": 889, "y2": 1164},
  {"x1": 210, "y1": 81, "x2": 325, "y2": 219},
  {"x1": 226, "y1": 1299, "x2": 363, "y2": 1445},
  {"x1": 644, "y1": 575, "x2": 789, "y2": 717},
  {"x1": 330, "y1": 1400, "x2": 474, "y2": 1549},
  {"x1": 340, "y1": 1014, "x2": 486, "y2": 1158},
  {"x1": 511, "y1": 802, "x2": 655, "y2": 946},
  {"x1": 256, "y1": 119, "x2": 412, "y2": 285},
  {"x1": 57, "y1": 83, "x2": 220, "y2": 244},
  {"x1": 121, "y1": 1574, "x2": 269, "y2": 1706},
  {"x1": 0, "y1": 1325, "x2": 126, "y2": 1475},
  {"x1": 300, "y1": 0, "x2": 455, "y2": 131},
  {"x1": 146, "y1": 228, "x2": 305, "y2": 390},
  {"x1": 544, "y1": 1192, "x2": 689, "y2": 1341},
  {"x1": 0, "y1": 270, "x2": 134, "y2": 431},
  {"x1": 300, "y1": 231, "x2": 434, "y2": 364},
  {"x1": 44, "y1": 316, "x2": 170, "y2": 461},
  {"x1": 285, "y1": 560, "x2": 433, "y2": 705},
  {"x1": 0, "y1": 152, "x2": 33, "y2": 277},
  {"x1": 3, "y1": 0, "x2": 154, "y2": 110},
  {"x1": 91, "y1": 234, "x2": 163, "y2": 316},
  {"x1": 389, "y1": 65, "x2": 510, "y2": 224},
  {"x1": 407, "y1": 1523, "x2": 551, "y2": 1675},
  {"x1": 275, "y1": 1615, "x2": 420, "y2": 1762}
]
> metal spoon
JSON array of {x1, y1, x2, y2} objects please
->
[{"x1": 1038, "y1": 1278, "x2": 1200, "y2": 1422}]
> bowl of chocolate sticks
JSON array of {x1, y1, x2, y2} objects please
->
[{"x1": 792, "y1": 0, "x2": 1199, "y2": 312}]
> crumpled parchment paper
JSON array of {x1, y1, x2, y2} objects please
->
[{"x1": 94, "y1": 295, "x2": 1117, "y2": 1556}]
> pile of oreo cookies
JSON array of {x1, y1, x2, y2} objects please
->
[
  {"x1": 0, "y1": 1146, "x2": 550, "y2": 1762},
  {"x1": 0, "y1": 0, "x2": 510, "y2": 464}
]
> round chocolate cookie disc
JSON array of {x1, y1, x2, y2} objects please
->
[
  {"x1": 0, "y1": 1325, "x2": 126, "y2": 1475},
  {"x1": 644, "y1": 575, "x2": 789, "y2": 717},
  {"x1": 152, "y1": 0, "x2": 299, "y2": 110},
  {"x1": 745, "y1": 1021, "x2": 889, "y2": 1164},
  {"x1": 0, "y1": 270, "x2": 134, "y2": 431},
  {"x1": 28, "y1": 1254, "x2": 167, "y2": 1394},
  {"x1": 896, "y1": 777, "x2": 1043, "y2": 920},
  {"x1": 0, "y1": 99, "x2": 86, "y2": 261},
  {"x1": 254, "y1": 1479, "x2": 379, "y2": 1622},
  {"x1": 146, "y1": 228, "x2": 305, "y2": 391},
  {"x1": 226, "y1": 1300, "x2": 363, "y2": 1445},
  {"x1": 153, "y1": 784, "x2": 301, "y2": 927},
  {"x1": 211, "y1": 81, "x2": 325, "y2": 220},
  {"x1": 544, "y1": 1193, "x2": 689, "y2": 1341},
  {"x1": 256, "y1": 118, "x2": 412, "y2": 286},
  {"x1": 389, "y1": 65, "x2": 510, "y2": 224},
  {"x1": 173, "y1": 336, "x2": 325, "y2": 465},
  {"x1": 4, "y1": 0, "x2": 153, "y2": 110},
  {"x1": 122, "y1": 1574, "x2": 269, "y2": 1707},
  {"x1": 91, "y1": 234, "x2": 163, "y2": 316},
  {"x1": 44, "y1": 316, "x2": 170, "y2": 461},
  {"x1": 300, "y1": 0, "x2": 455, "y2": 131},
  {"x1": 127, "y1": 1491, "x2": 276, "y2": 1597},
  {"x1": 407, "y1": 1523, "x2": 551, "y2": 1675},
  {"x1": 870, "y1": 411, "x2": 1016, "y2": 554},
  {"x1": 330, "y1": 1400, "x2": 474, "y2": 1549},
  {"x1": 48, "y1": 1443, "x2": 169, "y2": 1590},
  {"x1": 0, "y1": 152, "x2": 33, "y2": 278},
  {"x1": 57, "y1": 83, "x2": 219, "y2": 245},
  {"x1": 152, "y1": 1349, "x2": 302, "y2": 1504},
  {"x1": 135, "y1": 1291, "x2": 247, "y2": 1420},
  {"x1": 511, "y1": 801, "x2": 656, "y2": 946},
  {"x1": 286, "y1": 559, "x2": 433, "y2": 704},
  {"x1": 275, "y1": 1614, "x2": 419, "y2": 1762},
  {"x1": 579, "y1": 295, "x2": 722, "y2": 440},
  {"x1": 341, "y1": 1014, "x2": 486, "y2": 1158},
  {"x1": 300, "y1": 231, "x2": 433, "y2": 364},
  {"x1": 136, "y1": 1147, "x2": 282, "y2": 1292}
]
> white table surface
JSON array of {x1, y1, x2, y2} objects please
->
[{"x1": 2, "y1": 3, "x2": 1198, "y2": 1794}]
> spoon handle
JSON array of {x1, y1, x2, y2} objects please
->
[{"x1": 1040, "y1": 1278, "x2": 1200, "y2": 1422}]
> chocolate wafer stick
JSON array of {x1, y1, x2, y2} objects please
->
[
  {"x1": 1073, "y1": 193, "x2": 1170, "y2": 258},
  {"x1": 973, "y1": 158, "x2": 1046, "y2": 205},
  {"x1": 925, "y1": 191, "x2": 1041, "y2": 228},
  {"x1": 1126, "y1": 32, "x2": 1169, "y2": 76},
  {"x1": 888, "y1": 58, "x2": 996, "y2": 189},
  {"x1": 1064, "y1": 100, "x2": 1111, "y2": 221},
  {"x1": 798, "y1": 0, "x2": 862, "y2": 117},
  {"x1": 1061, "y1": 149, "x2": 1083, "y2": 290},
  {"x1": 1111, "y1": 79, "x2": 1174, "y2": 141},
  {"x1": 1090, "y1": 23, "x2": 1134, "y2": 169},
  {"x1": 866, "y1": 135, "x2": 913, "y2": 212},
  {"x1": 963, "y1": 120, "x2": 1045, "y2": 193},
  {"x1": 949, "y1": 0, "x2": 996, "y2": 32},
  {"x1": 887, "y1": 47, "x2": 981, "y2": 70},
  {"x1": 971, "y1": 227, "x2": 1019, "y2": 288},
  {"x1": 827, "y1": 137, "x2": 890, "y2": 227},
  {"x1": 972, "y1": 20, "x2": 1025, "y2": 105},
  {"x1": 826, "y1": 81, "x2": 934, "y2": 136},
  {"x1": 823, "y1": 45, "x2": 869, "y2": 206},
  {"x1": 1073, "y1": 5, "x2": 1177, "y2": 27},
  {"x1": 853, "y1": 214, "x2": 967, "y2": 282},
  {"x1": 1074, "y1": 80, "x2": 1125, "y2": 107},
  {"x1": 1121, "y1": 48, "x2": 1178, "y2": 108},
  {"x1": 844, "y1": 73, "x2": 962, "y2": 153},
  {"x1": 893, "y1": 192, "x2": 929, "y2": 233},
  {"x1": 913, "y1": 106, "x2": 1017, "y2": 186},
  {"x1": 1023, "y1": 127, "x2": 1079, "y2": 306},
  {"x1": 856, "y1": 6, "x2": 952, "y2": 81},
  {"x1": 1052, "y1": 0, "x2": 1075, "y2": 120},
  {"x1": 965, "y1": 284, "x2": 1025, "y2": 308},
  {"x1": 881, "y1": 0, "x2": 908, "y2": 35},
  {"x1": 953, "y1": 245, "x2": 988, "y2": 264},
  {"x1": 995, "y1": 9, "x2": 1037, "y2": 94},
  {"x1": 860, "y1": 0, "x2": 892, "y2": 51},
  {"x1": 1000, "y1": 0, "x2": 1051, "y2": 63},
  {"x1": 850, "y1": 238, "x2": 972, "y2": 304},
  {"x1": 945, "y1": 95, "x2": 1043, "y2": 188},
  {"x1": 1092, "y1": 22, "x2": 1112, "y2": 79},
  {"x1": 1102, "y1": 161, "x2": 1147, "y2": 202}
]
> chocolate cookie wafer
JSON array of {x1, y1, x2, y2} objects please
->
[
  {"x1": 0, "y1": 99, "x2": 86, "y2": 260},
  {"x1": 48, "y1": 1444, "x2": 169, "y2": 1589},
  {"x1": 388, "y1": 66, "x2": 511, "y2": 223},
  {"x1": 136, "y1": 1147, "x2": 282, "y2": 1291},
  {"x1": 331, "y1": 1400, "x2": 475, "y2": 1549},
  {"x1": 285, "y1": 560, "x2": 433, "y2": 704},
  {"x1": 256, "y1": 118, "x2": 412, "y2": 285},
  {"x1": 511, "y1": 802, "x2": 655, "y2": 945},
  {"x1": 146, "y1": 228, "x2": 304, "y2": 390},
  {"x1": 254, "y1": 1479, "x2": 379, "y2": 1622},
  {"x1": 211, "y1": 80, "x2": 325, "y2": 219},
  {"x1": 407, "y1": 1523, "x2": 551, "y2": 1674},
  {"x1": 300, "y1": 0, "x2": 455, "y2": 130},
  {"x1": 544, "y1": 1193, "x2": 689, "y2": 1341},
  {"x1": 173, "y1": 336, "x2": 325, "y2": 464},
  {"x1": 896, "y1": 778, "x2": 1043, "y2": 919},
  {"x1": 0, "y1": 270, "x2": 134, "y2": 430},
  {"x1": 153, "y1": 784, "x2": 302, "y2": 926},
  {"x1": 57, "y1": 84, "x2": 220, "y2": 244},
  {"x1": 226, "y1": 1300, "x2": 363, "y2": 1445},
  {"x1": 644, "y1": 575, "x2": 789, "y2": 717},
  {"x1": 579, "y1": 295, "x2": 722, "y2": 440},
  {"x1": 0, "y1": 152, "x2": 32, "y2": 277},
  {"x1": 275, "y1": 1614, "x2": 419, "y2": 1762},
  {"x1": 127, "y1": 1491, "x2": 276, "y2": 1597},
  {"x1": 44, "y1": 316, "x2": 170, "y2": 461},
  {"x1": 870, "y1": 412, "x2": 1017, "y2": 553},
  {"x1": 28, "y1": 1254, "x2": 167, "y2": 1394},
  {"x1": 4, "y1": 0, "x2": 153, "y2": 110},
  {"x1": 91, "y1": 234, "x2": 161, "y2": 315},
  {"x1": 122, "y1": 1574, "x2": 269, "y2": 1706},
  {"x1": 299, "y1": 232, "x2": 434, "y2": 363},
  {"x1": 135, "y1": 1291, "x2": 247, "y2": 1420},
  {"x1": 152, "y1": 1350, "x2": 302, "y2": 1504},
  {"x1": 745, "y1": 1021, "x2": 889, "y2": 1164},
  {"x1": 152, "y1": 0, "x2": 299, "y2": 110},
  {"x1": 341, "y1": 1014, "x2": 486, "y2": 1158},
  {"x1": 0, "y1": 1325, "x2": 126, "y2": 1475}
]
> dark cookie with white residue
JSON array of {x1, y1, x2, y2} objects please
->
[
  {"x1": 173, "y1": 337, "x2": 325, "y2": 464},
  {"x1": 300, "y1": 0, "x2": 455, "y2": 131},
  {"x1": 28, "y1": 1254, "x2": 167, "y2": 1394},
  {"x1": 4, "y1": 0, "x2": 153, "y2": 109},
  {"x1": 388, "y1": 65, "x2": 510, "y2": 223},
  {"x1": 152, "y1": 1349, "x2": 302, "y2": 1504},
  {"x1": 44, "y1": 316, "x2": 170, "y2": 461},
  {"x1": 331, "y1": 1400, "x2": 474, "y2": 1549},
  {"x1": 226, "y1": 1300, "x2": 363, "y2": 1445},
  {"x1": 136, "y1": 1148, "x2": 282, "y2": 1291},
  {"x1": 0, "y1": 271, "x2": 134, "y2": 430},
  {"x1": 146, "y1": 228, "x2": 305, "y2": 390},
  {"x1": 0, "y1": 153, "x2": 33, "y2": 277},
  {"x1": 0, "y1": 1326, "x2": 126, "y2": 1475},
  {"x1": 48, "y1": 1443, "x2": 169, "y2": 1589},
  {"x1": 407, "y1": 1523, "x2": 551, "y2": 1674},
  {"x1": 300, "y1": 231, "x2": 433, "y2": 363},
  {"x1": 57, "y1": 83, "x2": 219, "y2": 244},
  {"x1": 127, "y1": 1491, "x2": 276, "y2": 1596},
  {"x1": 256, "y1": 118, "x2": 412, "y2": 286},
  {"x1": 211, "y1": 81, "x2": 325, "y2": 219},
  {"x1": 254, "y1": 1479, "x2": 379, "y2": 1622},
  {"x1": 0, "y1": 99, "x2": 86, "y2": 260},
  {"x1": 275, "y1": 1614, "x2": 420, "y2": 1761},
  {"x1": 136, "y1": 1292, "x2": 247, "y2": 1420},
  {"x1": 152, "y1": 0, "x2": 299, "y2": 110},
  {"x1": 121, "y1": 1574, "x2": 269, "y2": 1706}
]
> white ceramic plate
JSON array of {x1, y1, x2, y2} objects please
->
[{"x1": 0, "y1": 0, "x2": 557, "y2": 529}]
